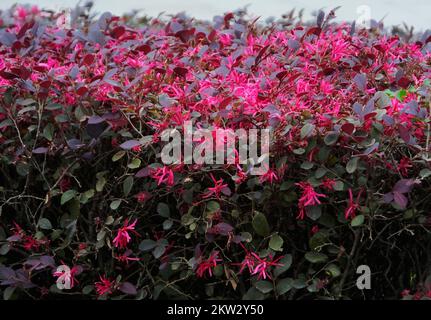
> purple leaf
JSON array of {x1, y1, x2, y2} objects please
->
[
  {"x1": 399, "y1": 125, "x2": 411, "y2": 144},
  {"x1": 32, "y1": 147, "x2": 48, "y2": 154},
  {"x1": 221, "y1": 186, "x2": 232, "y2": 196},
  {"x1": 393, "y1": 191, "x2": 408, "y2": 209},
  {"x1": 353, "y1": 73, "x2": 367, "y2": 91},
  {"x1": 393, "y1": 179, "x2": 417, "y2": 194},
  {"x1": 0, "y1": 267, "x2": 15, "y2": 280},
  {"x1": 135, "y1": 167, "x2": 151, "y2": 178},
  {"x1": 103, "y1": 68, "x2": 118, "y2": 81},
  {"x1": 207, "y1": 223, "x2": 234, "y2": 236},
  {"x1": 119, "y1": 282, "x2": 137, "y2": 295},
  {"x1": 352, "y1": 102, "x2": 363, "y2": 117},
  {"x1": 40, "y1": 256, "x2": 56, "y2": 268},
  {"x1": 316, "y1": 10, "x2": 325, "y2": 27},
  {"x1": 0, "y1": 31, "x2": 16, "y2": 46},
  {"x1": 88, "y1": 115, "x2": 105, "y2": 124},
  {"x1": 67, "y1": 139, "x2": 85, "y2": 150},
  {"x1": 6, "y1": 235, "x2": 21, "y2": 242},
  {"x1": 402, "y1": 101, "x2": 419, "y2": 116},
  {"x1": 363, "y1": 142, "x2": 379, "y2": 155},
  {"x1": 119, "y1": 140, "x2": 141, "y2": 150},
  {"x1": 288, "y1": 39, "x2": 300, "y2": 51},
  {"x1": 383, "y1": 192, "x2": 394, "y2": 203},
  {"x1": 86, "y1": 123, "x2": 106, "y2": 139}
]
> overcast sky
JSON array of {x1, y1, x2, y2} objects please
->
[{"x1": 1, "y1": 0, "x2": 430, "y2": 31}]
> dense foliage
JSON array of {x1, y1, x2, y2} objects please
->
[{"x1": 1, "y1": 4, "x2": 431, "y2": 300}]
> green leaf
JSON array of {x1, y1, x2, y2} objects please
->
[
  {"x1": 269, "y1": 234, "x2": 283, "y2": 252},
  {"x1": 43, "y1": 123, "x2": 54, "y2": 141},
  {"x1": 82, "y1": 285, "x2": 94, "y2": 295},
  {"x1": 292, "y1": 277, "x2": 307, "y2": 289},
  {"x1": 274, "y1": 254, "x2": 293, "y2": 278},
  {"x1": 61, "y1": 190, "x2": 77, "y2": 205},
  {"x1": 3, "y1": 286, "x2": 16, "y2": 300},
  {"x1": 105, "y1": 216, "x2": 115, "y2": 225},
  {"x1": 306, "y1": 205, "x2": 321, "y2": 221},
  {"x1": 0, "y1": 243, "x2": 10, "y2": 255},
  {"x1": 206, "y1": 201, "x2": 220, "y2": 213},
  {"x1": 252, "y1": 212, "x2": 270, "y2": 237},
  {"x1": 309, "y1": 231, "x2": 329, "y2": 251},
  {"x1": 127, "y1": 158, "x2": 141, "y2": 169},
  {"x1": 17, "y1": 98, "x2": 36, "y2": 106},
  {"x1": 307, "y1": 279, "x2": 320, "y2": 293},
  {"x1": 351, "y1": 214, "x2": 365, "y2": 227},
  {"x1": 38, "y1": 218, "x2": 52, "y2": 230},
  {"x1": 0, "y1": 119, "x2": 13, "y2": 129},
  {"x1": 96, "y1": 230, "x2": 106, "y2": 241},
  {"x1": 314, "y1": 167, "x2": 327, "y2": 179},
  {"x1": 403, "y1": 209, "x2": 415, "y2": 220},
  {"x1": 334, "y1": 180, "x2": 344, "y2": 191},
  {"x1": 55, "y1": 114, "x2": 69, "y2": 123},
  {"x1": 18, "y1": 106, "x2": 36, "y2": 115},
  {"x1": 153, "y1": 244, "x2": 166, "y2": 259},
  {"x1": 123, "y1": 176, "x2": 134, "y2": 197},
  {"x1": 80, "y1": 189, "x2": 95, "y2": 204},
  {"x1": 139, "y1": 239, "x2": 157, "y2": 251},
  {"x1": 46, "y1": 103, "x2": 63, "y2": 110},
  {"x1": 162, "y1": 219, "x2": 173, "y2": 230},
  {"x1": 293, "y1": 148, "x2": 305, "y2": 155},
  {"x1": 346, "y1": 157, "x2": 359, "y2": 174},
  {"x1": 181, "y1": 214, "x2": 194, "y2": 226},
  {"x1": 396, "y1": 89, "x2": 407, "y2": 102},
  {"x1": 300, "y1": 123, "x2": 315, "y2": 139},
  {"x1": 300, "y1": 162, "x2": 314, "y2": 170},
  {"x1": 16, "y1": 162, "x2": 30, "y2": 177},
  {"x1": 96, "y1": 176, "x2": 106, "y2": 192},
  {"x1": 324, "y1": 131, "x2": 339, "y2": 146},
  {"x1": 326, "y1": 264, "x2": 341, "y2": 278},
  {"x1": 110, "y1": 199, "x2": 122, "y2": 210},
  {"x1": 420, "y1": 168, "x2": 431, "y2": 179},
  {"x1": 255, "y1": 281, "x2": 273, "y2": 294},
  {"x1": 157, "y1": 203, "x2": 170, "y2": 218},
  {"x1": 112, "y1": 151, "x2": 125, "y2": 162},
  {"x1": 305, "y1": 251, "x2": 328, "y2": 264},
  {"x1": 242, "y1": 287, "x2": 265, "y2": 300},
  {"x1": 74, "y1": 106, "x2": 86, "y2": 122},
  {"x1": 276, "y1": 278, "x2": 293, "y2": 295}
]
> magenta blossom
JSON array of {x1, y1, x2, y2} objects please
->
[{"x1": 113, "y1": 219, "x2": 139, "y2": 248}]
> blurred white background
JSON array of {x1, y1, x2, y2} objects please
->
[{"x1": 0, "y1": 0, "x2": 430, "y2": 30}]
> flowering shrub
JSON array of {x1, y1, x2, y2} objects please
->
[{"x1": 1, "y1": 4, "x2": 431, "y2": 300}]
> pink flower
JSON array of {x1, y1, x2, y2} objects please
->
[
  {"x1": 131, "y1": 145, "x2": 141, "y2": 152},
  {"x1": 259, "y1": 168, "x2": 279, "y2": 185},
  {"x1": 202, "y1": 174, "x2": 229, "y2": 199},
  {"x1": 234, "y1": 243, "x2": 257, "y2": 274},
  {"x1": 250, "y1": 252, "x2": 284, "y2": 280},
  {"x1": 196, "y1": 251, "x2": 222, "y2": 278},
  {"x1": 233, "y1": 165, "x2": 248, "y2": 184},
  {"x1": 296, "y1": 182, "x2": 326, "y2": 219},
  {"x1": 345, "y1": 188, "x2": 363, "y2": 219},
  {"x1": 53, "y1": 264, "x2": 81, "y2": 289},
  {"x1": 235, "y1": 244, "x2": 284, "y2": 280},
  {"x1": 150, "y1": 166, "x2": 175, "y2": 186},
  {"x1": 135, "y1": 191, "x2": 152, "y2": 203},
  {"x1": 15, "y1": 6, "x2": 27, "y2": 19},
  {"x1": 296, "y1": 182, "x2": 326, "y2": 207},
  {"x1": 398, "y1": 157, "x2": 412, "y2": 177},
  {"x1": 112, "y1": 219, "x2": 139, "y2": 248},
  {"x1": 95, "y1": 275, "x2": 115, "y2": 296},
  {"x1": 321, "y1": 178, "x2": 336, "y2": 191},
  {"x1": 115, "y1": 250, "x2": 140, "y2": 265}
]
